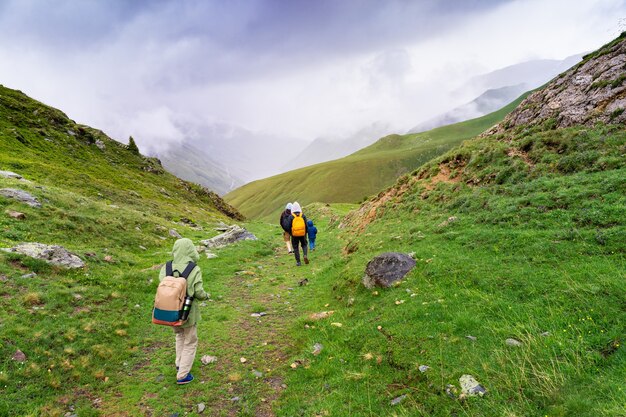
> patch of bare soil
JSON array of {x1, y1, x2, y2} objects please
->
[{"x1": 507, "y1": 148, "x2": 534, "y2": 168}]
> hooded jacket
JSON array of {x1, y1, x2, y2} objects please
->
[
  {"x1": 158, "y1": 238, "x2": 208, "y2": 328},
  {"x1": 280, "y1": 209, "x2": 292, "y2": 232},
  {"x1": 307, "y1": 220, "x2": 317, "y2": 239}
]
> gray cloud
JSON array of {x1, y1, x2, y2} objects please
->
[{"x1": 0, "y1": 0, "x2": 624, "y2": 172}]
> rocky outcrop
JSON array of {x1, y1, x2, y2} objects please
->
[
  {"x1": 362, "y1": 252, "x2": 416, "y2": 289},
  {"x1": 0, "y1": 171, "x2": 24, "y2": 180},
  {"x1": 0, "y1": 188, "x2": 41, "y2": 208},
  {"x1": 2, "y1": 243, "x2": 85, "y2": 268},
  {"x1": 199, "y1": 225, "x2": 257, "y2": 249},
  {"x1": 487, "y1": 33, "x2": 626, "y2": 134}
]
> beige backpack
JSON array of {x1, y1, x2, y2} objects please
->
[{"x1": 152, "y1": 261, "x2": 196, "y2": 326}]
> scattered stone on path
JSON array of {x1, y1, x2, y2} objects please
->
[
  {"x1": 201, "y1": 355, "x2": 217, "y2": 365},
  {"x1": 12, "y1": 349, "x2": 27, "y2": 362},
  {"x1": 197, "y1": 403, "x2": 206, "y2": 414},
  {"x1": 251, "y1": 312, "x2": 267, "y2": 318},
  {"x1": 460, "y1": 374, "x2": 487, "y2": 397},
  {"x1": 2, "y1": 243, "x2": 85, "y2": 268},
  {"x1": 104, "y1": 255, "x2": 114, "y2": 263},
  {"x1": 506, "y1": 338, "x2": 523, "y2": 347},
  {"x1": 290, "y1": 359, "x2": 304, "y2": 369},
  {"x1": 6, "y1": 210, "x2": 26, "y2": 220},
  {"x1": 362, "y1": 252, "x2": 416, "y2": 289},
  {"x1": 0, "y1": 188, "x2": 41, "y2": 208},
  {"x1": 200, "y1": 225, "x2": 257, "y2": 249},
  {"x1": 169, "y1": 229, "x2": 182, "y2": 239},
  {"x1": 309, "y1": 311, "x2": 334, "y2": 320},
  {"x1": 466, "y1": 335, "x2": 477, "y2": 342},
  {"x1": 0, "y1": 170, "x2": 24, "y2": 180},
  {"x1": 445, "y1": 384, "x2": 458, "y2": 399},
  {"x1": 312, "y1": 343, "x2": 323, "y2": 356},
  {"x1": 21, "y1": 272, "x2": 37, "y2": 279},
  {"x1": 240, "y1": 357, "x2": 247, "y2": 364},
  {"x1": 390, "y1": 394, "x2": 407, "y2": 406},
  {"x1": 418, "y1": 365, "x2": 430, "y2": 373}
]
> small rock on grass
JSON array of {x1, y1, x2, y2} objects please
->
[
  {"x1": 6, "y1": 210, "x2": 25, "y2": 220},
  {"x1": 252, "y1": 370, "x2": 263, "y2": 378},
  {"x1": 506, "y1": 338, "x2": 522, "y2": 347},
  {"x1": 251, "y1": 312, "x2": 267, "y2": 318},
  {"x1": 459, "y1": 374, "x2": 487, "y2": 397},
  {"x1": 418, "y1": 365, "x2": 430, "y2": 373},
  {"x1": 201, "y1": 355, "x2": 217, "y2": 365},
  {"x1": 169, "y1": 229, "x2": 182, "y2": 239},
  {"x1": 12, "y1": 350, "x2": 26, "y2": 362},
  {"x1": 466, "y1": 335, "x2": 477, "y2": 342},
  {"x1": 197, "y1": 403, "x2": 206, "y2": 414},
  {"x1": 390, "y1": 394, "x2": 407, "y2": 405},
  {"x1": 312, "y1": 343, "x2": 323, "y2": 356},
  {"x1": 309, "y1": 311, "x2": 334, "y2": 320},
  {"x1": 21, "y1": 273, "x2": 36, "y2": 279}
]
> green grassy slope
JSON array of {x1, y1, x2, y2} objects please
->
[
  {"x1": 0, "y1": 85, "x2": 242, "y2": 221},
  {"x1": 0, "y1": 84, "x2": 245, "y2": 415},
  {"x1": 225, "y1": 94, "x2": 527, "y2": 220},
  {"x1": 277, "y1": 124, "x2": 625, "y2": 417}
]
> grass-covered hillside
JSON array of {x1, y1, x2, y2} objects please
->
[
  {"x1": 0, "y1": 85, "x2": 243, "y2": 222},
  {"x1": 225, "y1": 93, "x2": 528, "y2": 220}
]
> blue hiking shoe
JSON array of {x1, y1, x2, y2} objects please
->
[
  {"x1": 296, "y1": 261, "x2": 301, "y2": 266},
  {"x1": 177, "y1": 373, "x2": 194, "y2": 385}
]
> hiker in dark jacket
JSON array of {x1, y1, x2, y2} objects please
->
[
  {"x1": 307, "y1": 220, "x2": 318, "y2": 251},
  {"x1": 158, "y1": 238, "x2": 209, "y2": 385},
  {"x1": 279, "y1": 203, "x2": 293, "y2": 254},
  {"x1": 286, "y1": 202, "x2": 309, "y2": 266}
]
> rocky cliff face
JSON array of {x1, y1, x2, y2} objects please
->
[{"x1": 486, "y1": 33, "x2": 626, "y2": 134}]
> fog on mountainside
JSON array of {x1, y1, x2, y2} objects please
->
[
  {"x1": 282, "y1": 122, "x2": 391, "y2": 171},
  {"x1": 155, "y1": 121, "x2": 307, "y2": 193},
  {"x1": 408, "y1": 54, "x2": 583, "y2": 134}
]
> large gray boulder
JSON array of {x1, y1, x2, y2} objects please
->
[
  {"x1": 0, "y1": 171, "x2": 23, "y2": 180},
  {"x1": 2, "y1": 243, "x2": 85, "y2": 268},
  {"x1": 362, "y1": 252, "x2": 416, "y2": 289},
  {"x1": 200, "y1": 225, "x2": 257, "y2": 249},
  {"x1": 0, "y1": 188, "x2": 41, "y2": 208}
]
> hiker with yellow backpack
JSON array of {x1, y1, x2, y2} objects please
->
[{"x1": 286, "y1": 202, "x2": 309, "y2": 266}]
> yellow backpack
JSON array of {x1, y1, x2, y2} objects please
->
[{"x1": 292, "y1": 213, "x2": 306, "y2": 237}]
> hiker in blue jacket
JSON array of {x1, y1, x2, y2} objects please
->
[{"x1": 307, "y1": 220, "x2": 318, "y2": 251}]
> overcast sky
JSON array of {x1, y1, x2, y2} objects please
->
[{"x1": 0, "y1": 0, "x2": 624, "y2": 154}]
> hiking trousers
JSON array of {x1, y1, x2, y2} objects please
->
[
  {"x1": 309, "y1": 238, "x2": 316, "y2": 250},
  {"x1": 291, "y1": 236, "x2": 308, "y2": 263},
  {"x1": 283, "y1": 231, "x2": 293, "y2": 252},
  {"x1": 174, "y1": 325, "x2": 198, "y2": 380}
]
